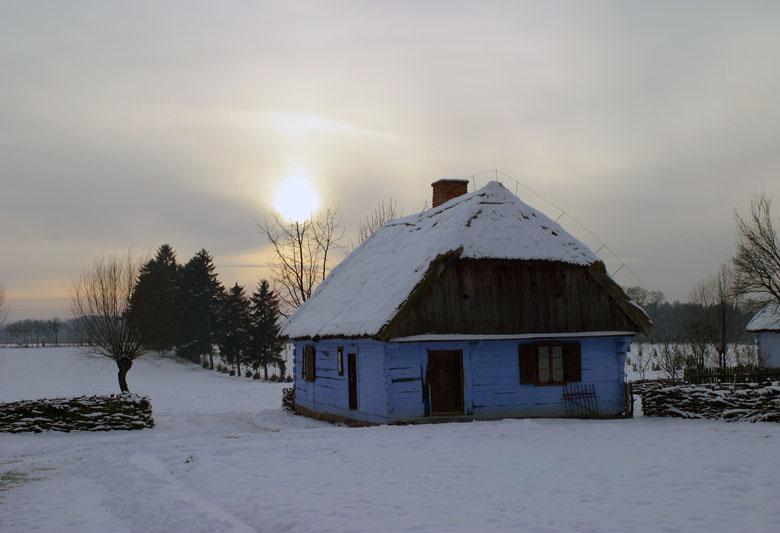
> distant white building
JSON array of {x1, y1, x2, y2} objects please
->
[{"x1": 747, "y1": 302, "x2": 780, "y2": 367}]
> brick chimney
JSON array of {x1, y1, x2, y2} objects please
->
[{"x1": 431, "y1": 178, "x2": 468, "y2": 208}]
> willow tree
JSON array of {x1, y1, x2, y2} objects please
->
[{"x1": 70, "y1": 253, "x2": 147, "y2": 393}]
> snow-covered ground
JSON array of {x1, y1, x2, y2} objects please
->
[{"x1": 1, "y1": 348, "x2": 779, "y2": 533}]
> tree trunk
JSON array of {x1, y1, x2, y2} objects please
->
[
  {"x1": 117, "y1": 359, "x2": 133, "y2": 393},
  {"x1": 263, "y1": 364, "x2": 268, "y2": 380},
  {"x1": 209, "y1": 353, "x2": 214, "y2": 370}
]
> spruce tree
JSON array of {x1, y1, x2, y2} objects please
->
[
  {"x1": 128, "y1": 244, "x2": 182, "y2": 352},
  {"x1": 217, "y1": 283, "x2": 252, "y2": 376},
  {"x1": 178, "y1": 249, "x2": 225, "y2": 367},
  {"x1": 249, "y1": 279, "x2": 284, "y2": 379}
]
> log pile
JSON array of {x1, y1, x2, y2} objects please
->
[
  {"x1": 282, "y1": 387, "x2": 295, "y2": 412},
  {"x1": 0, "y1": 394, "x2": 154, "y2": 433},
  {"x1": 643, "y1": 383, "x2": 780, "y2": 423},
  {"x1": 630, "y1": 380, "x2": 676, "y2": 397}
]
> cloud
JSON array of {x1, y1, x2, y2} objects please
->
[{"x1": 2, "y1": 1, "x2": 780, "y2": 317}]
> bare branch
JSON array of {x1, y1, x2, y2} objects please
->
[
  {"x1": 685, "y1": 263, "x2": 743, "y2": 371},
  {"x1": 733, "y1": 192, "x2": 780, "y2": 302},
  {"x1": 624, "y1": 286, "x2": 665, "y2": 308},
  {"x1": 356, "y1": 198, "x2": 402, "y2": 246},
  {"x1": 260, "y1": 207, "x2": 345, "y2": 315},
  {"x1": 69, "y1": 252, "x2": 147, "y2": 392}
]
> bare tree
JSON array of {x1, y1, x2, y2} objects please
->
[
  {"x1": 260, "y1": 208, "x2": 344, "y2": 314},
  {"x1": 50, "y1": 317, "x2": 62, "y2": 347},
  {"x1": 69, "y1": 253, "x2": 147, "y2": 393},
  {"x1": 0, "y1": 282, "x2": 8, "y2": 329},
  {"x1": 312, "y1": 207, "x2": 344, "y2": 282},
  {"x1": 632, "y1": 344, "x2": 654, "y2": 381},
  {"x1": 686, "y1": 263, "x2": 743, "y2": 370},
  {"x1": 624, "y1": 286, "x2": 665, "y2": 308},
  {"x1": 356, "y1": 198, "x2": 402, "y2": 246},
  {"x1": 655, "y1": 342, "x2": 686, "y2": 382},
  {"x1": 734, "y1": 192, "x2": 780, "y2": 302}
]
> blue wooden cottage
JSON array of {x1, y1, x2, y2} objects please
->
[
  {"x1": 747, "y1": 302, "x2": 780, "y2": 367},
  {"x1": 281, "y1": 179, "x2": 650, "y2": 424}
]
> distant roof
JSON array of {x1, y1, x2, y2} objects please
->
[
  {"x1": 282, "y1": 181, "x2": 605, "y2": 339},
  {"x1": 747, "y1": 302, "x2": 780, "y2": 332}
]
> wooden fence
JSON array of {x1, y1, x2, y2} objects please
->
[{"x1": 684, "y1": 366, "x2": 780, "y2": 385}]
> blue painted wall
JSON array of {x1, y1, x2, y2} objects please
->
[
  {"x1": 757, "y1": 332, "x2": 780, "y2": 367},
  {"x1": 293, "y1": 339, "x2": 389, "y2": 423},
  {"x1": 293, "y1": 335, "x2": 631, "y2": 423}
]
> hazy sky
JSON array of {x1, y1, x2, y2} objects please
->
[{"x1": 2, "y1": 1, "x2": 779, "y2": 319}]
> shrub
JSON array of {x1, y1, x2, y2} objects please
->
[
  {"x1": 285, "y1": 375, "x2": 293, "y2": 383},
  {"x1": 252, "y1": 372, "x2": 260, "y2": 380},
  {"x1": 245, "y1": 370, "x2": 253, "y2": 378},
  {"x1": 229, "y1": 369, "x2": 236, "y2": 376},
  {"x1": 201, "y1": 360, "x2": 209, "y2": 369}
]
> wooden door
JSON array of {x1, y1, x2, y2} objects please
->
[
  {"x1": 427, "y1": 350, "x2": 464, "y2": 415},
  {"x1": 348, "y1": 352, "x2": 358, "y2": 410}
]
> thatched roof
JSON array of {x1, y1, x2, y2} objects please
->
[
  {"x1": 747, "y1": 302, "x2": 780, "y2": 332},
  {"x1": 282, "y1": 181, "x2": 648, "y2": 339}
]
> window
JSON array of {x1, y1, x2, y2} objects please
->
[
  {"x1": 519, "y1": 343, "x2": 581, "y2": 386},
  {"x1": 337, "y1": 347, "x2": 344, "y2": 376},
  {"x1": 303, "y1": 346, "x2": 316, "y2": 382}
]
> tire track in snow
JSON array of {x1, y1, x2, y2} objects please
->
[{"x1": 127, "y1": 454, "x2": 257, "y2": 533}]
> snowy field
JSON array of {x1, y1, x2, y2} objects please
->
[{"x1": 1, "y1": 348, "x2": 779, "y2": 533}]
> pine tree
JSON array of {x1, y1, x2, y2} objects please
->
[
  {"x1": 128, "y1": 244, "x2": 182, "y2": 352},
  {"x1": 217, "y1": 283, "x2": 251, "y2": 375},
  {"x1": 249, "y1": 279, "x2": 284, "y2": 379},
  {"x1": 178, "y1": 249, "x2": 225, "y2": 366}
]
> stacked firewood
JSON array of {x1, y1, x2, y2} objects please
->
[
  {"x1": 643, "y1": 383, "x2": 780, "y2": 423},
  {"x1": 282, "y1": 387, "x2": 295, "y2": 412},
  {"x1": 0, "y1": 394, "x2": 154, "y2": 433}
]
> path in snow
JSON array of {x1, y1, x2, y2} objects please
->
[{"x1": 1, "y1": 348, "x2": 779, "y2": 533}]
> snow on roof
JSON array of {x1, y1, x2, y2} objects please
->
[
  {"x1": 282, "y1": 181, "x2": 600, "y2": 339},
  {"x1": 747, "y1": 302, "x2": 780, "y2": 332}
]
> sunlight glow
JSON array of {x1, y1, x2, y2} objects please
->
[{"x1": 273, "y1": 167, "x2": 320, "y2": 221}]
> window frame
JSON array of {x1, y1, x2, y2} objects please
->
[
  {"x1": 519, "y1": 342, "x2": 581, "y2": 387},
  {"x1": 303, "y1": 345, "x2": 316, "y2": 382},
  {"x1": 536, "y1": 344, "x2": 566, "y2": 386},
  {"x1": 337, "y1": 346, "x2": 344, "y2": 376}
]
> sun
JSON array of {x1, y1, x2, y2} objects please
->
[{"x1": 273, "y1": 167, "x2": 320, "y2": 221}]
